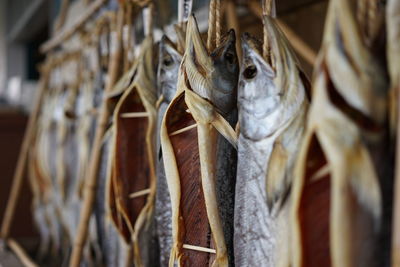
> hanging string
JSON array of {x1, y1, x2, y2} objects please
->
[
  {"x1": 207, "y1": 0, "x2": 216, "y2": 51},
  {"x1": 215, "y1": 0, "x2": 221, "y2": 47},
  {"x1": 143, "y1": 3, "x2": 154, "y2": 38}
]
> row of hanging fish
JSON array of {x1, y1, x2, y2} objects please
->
[{"x1": 27, "y1": 0, "x2": 399, "y2": 266}]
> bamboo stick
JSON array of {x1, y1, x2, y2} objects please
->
[
  {"x1": 68, "y1": 8, "x2": 124, "y2": 267},
  {"x1": 248, "y1": 0, "x2": 317, "y2": 65},
  {"x1": 40, "y1": 0, "x2": 107, "y2": 53},
  {"x1": 7, "y1": 239, "x2": 38, "y2": 267},
  {"x1": 182, "y1": 244, "x2": 217, "y2": 254},
  {"x1": 0, "y1": 66, "x2": 49, "y2": 239},
  {"x1": 54, "y1": 0, "x2": 71, "y2": 31},
  {"x1": 120, "y1": 112, "x2": 149, "y2": 118},
  {"x1": 129, "y1": 188, "x2": 151, "y2": 199},
  {"x1": 169, "y1": 124, "x2": 197, "y2": 136}
]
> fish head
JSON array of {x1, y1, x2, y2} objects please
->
[
  {"x1": 209, "y1": 29, "x2": 240, "y2": 114},
  {"x1": 157, "y1": 35, "x2": 182, "y2": 103},
  {"x1": 238, "y1": 17, "x2": 307, "y2": 141},
  {"x1": 185, "y1": 15, "x2": 239, "y2": 115},
  {"x1": 238, "y1": 32, "x2": 279, "y2": 141}
]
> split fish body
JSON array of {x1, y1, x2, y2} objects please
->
[
  {"x1": 108, "y1": 35, "x2": 159, "y2": 267},
  {"x1": 94, "y1": 128, "x2": 132, "y2": 267},
  {"x1": 235, "y1": 16, "x2": 309, "y2": 267},
  {"x1": 162, "y1": 15, "x2": 239, "y2": 267},
  {"x1": 291, "y1": 0, "x2": 387, "y2": 266},
  {"x1": 155, "y1": 35, "x2": 182, "y2": 267}
]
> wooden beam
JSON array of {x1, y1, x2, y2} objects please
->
[
  {"x1": 248, "y1": 0, "x2": 317, "y2": 66},
  {"x1": 40, "y1": 0, "x2": 107, "y2": 53}
]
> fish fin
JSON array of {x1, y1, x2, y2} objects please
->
[
  {"x1": 266, "y1": 139, "x2": 289, "y2": 211},
  {"x1": 347, "y1": 144, "x2": 382, "y2": 224},
  {"x1": 211, "y1": 112, "x2": 238, "y2": 149}
]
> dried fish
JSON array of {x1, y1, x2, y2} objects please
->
[
  {"x1": 28, "y1": 83, "x2": 56, "y2": 260},
  {"x1": 161, "y1": 15, "x2": 238, "y2": 266},
  {"x1": 291, "y1": 0, "x2": 387, "y2": 266},
  {"x1": 155, "y1": 35, "x2": 182, "y2": 267},
  {"x1": 94, "y1": 39, "x2": 140, "y2": 267},
  {"x1": 29, "y1": 68, "x2": 69, "y2": 264},
  {"x1": 234, "y1": 15, "x2": 309, "y2": 266},
  {"x1": 108, "y1": 35, "x2": 158, "y2": 267}
]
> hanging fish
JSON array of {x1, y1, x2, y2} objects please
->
[
  {"x1": 28, "y1": 68, "x2": 56, "y2": 261},
  {"x1": 291, "y1": 0, "x2": 387, "y2": 266},
  {"x1": 108, "y1": 35, "x2": 159, "y2": 267},
  {"x1": 234, "y1": 14, "x2": 309, "y2": 266},
  {"x1": 30, "y1": 63, "x2": 70, "y2": 264},
  {"x1": 161, "y1": 15, "x2": 238, "y2": 266},
  {"x1": 155, "y1": 35, "x2": 182, "y2": 267},
  {"x1": 93, "y1": 37, "x2": 141, "y2": 267}
]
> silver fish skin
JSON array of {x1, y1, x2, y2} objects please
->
[
  {"x1": 234, "y1": 19, "x2": 308, "y2": 267},
  {"x1": 155, "y1": 35, "x2": 182, "y2": 267}
]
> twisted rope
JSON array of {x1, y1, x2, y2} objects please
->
[
  {"x1": 207, "y1": 0, "x2": 216, "y2": 51},
  {"x1": 216, "y1": 0, "x2": 221, "y2": 47}
]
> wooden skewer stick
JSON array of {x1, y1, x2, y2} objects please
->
[
  {"x1": 7, "y1": 239, "x2": 38, "y2": 267},
  {"x1": 182, "y1": 244, "x2": 217, "y2": 254},
  {"x1": 69, "y1": 8, "x2": 124, "y2": 267},
  {"x1": 248, "y1": 0, "x2": 317, "y2": 66},
  {"x1": 169, "y1": 124, "x2": 197, "y2": 136},
  {"x1": 310, "y1": 164, "x2": 330, "y2": 182},
  {"x1": 40, "y1": 0, "x2": 107, "y2": 53},
  {"x1": 129, "y1": 188, "x2": 151, "y2": 199},
  {"x1": 0, "y1": 69, "x2": 49, "y2": 239},
  {"x1": 120, "y1": 112, "x2": 149, "y2": 118}
]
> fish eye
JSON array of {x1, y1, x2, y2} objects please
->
[
  {"x1": 163, "y1": 55, "x2": 174, "y2": 67},
  {"x1": 243, "y1": 65, "x2": 257, "y2": 79},
  {"x1": 224, "y1": 52, "x2": 235, "y2": 64}
]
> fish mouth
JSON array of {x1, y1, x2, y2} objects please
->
[
  {"x1": 241, "y1": 32, "x2": 263, "y2": 57},
  {"x1": 241, "y1": 16, "x2": 294, "y2": 72}
]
